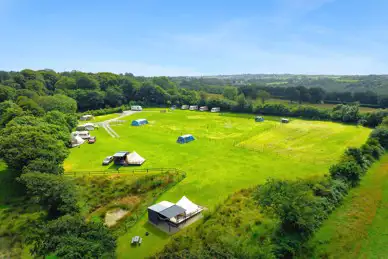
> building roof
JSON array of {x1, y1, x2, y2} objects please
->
[
  {"x1": 75, "y1": 131, "x2": 89, "y2": 135},
  {"x1": 113, "y1": 151, "x2": 129, "y2": 158},
  {"x1": 148, "y1": 201, "x2": 174, "y2": 213},
  {"x1": 158, "y1": 205, "x2": 186, "y2": 219}
]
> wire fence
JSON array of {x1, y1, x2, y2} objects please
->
[{"x1": 66, "y1": 167, "x2": 185, "y2": 177}]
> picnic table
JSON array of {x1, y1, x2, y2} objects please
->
[{"x1": 131, "y1": 236, "x2": 142, "y2": 245}]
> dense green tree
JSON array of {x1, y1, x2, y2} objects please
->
[
  {"x1": 54, "y1": 77, "x2": 77, "y2": 90},
  {"x1": 28, "y1": 215, "x2": 116, "y2": 258},
  {"x1": 0, "y1": 85, "x2": 16, "y2": 102},
  {"x1": 152, "y1": 76, "x2": 177, "y2": 90},
  {"x1": 0, "y1": 102, "x2": 24, "y2": 127},
  {"x1": 16, "y1": 89, "x2": 39, "y2": 100},
  {"x1": 0, "y1": 123, "x2": 69, "y2": 172},
  {"x1": 37, "y1": 94, "x2": 77, "y2": 113},
  {"x1": 120, "y1": 77, "x2": 140, "y2": 101},
  {"x1": 257, "y1": 90, "x2": 271, "y2": 104},
  {"x1": 96, "y1": 72, "x2": 120, "y2": 91},
  {"x1": 74, "y1": 89, "x2": 105, "y2": 111},
  {"x1": 25, "y1": 80, "x2": 47, "y2": 95},
  {"x1": 136, "y1": 82, "x2": 169, "y2": 104},
  {"x1": 223, "y1": 86, "x2": 238, "y2": 100},
  {"x1": 38, "y1": 69, "x2": 60, "y2": 91},
  {"x1": 371, "y1": 127, "x2": 388, "y2": 149},
  {"x1": 20, "y1": 69, "x2": 44, "y2": 81},
  {"x1": 309, "y1": 87, "x2": 325, "y2": 103},
  {"x1": 16, "y1": 96, "x2": 45, "y2": 116},
  {"x1": 104, "y1": 85, "x2": 125, "y2": 107},
  {"x1": 329, "y1": 160, "x2": 363, "y2": 187},
  {"x1": 76, "y1": 75, "x2": 100, "y2": 90},
  {"x1": 19, "y1": 173, "x2": 78, "y2": 217}
]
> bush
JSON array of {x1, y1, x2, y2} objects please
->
[
  {"x1": 329, "y1": 161, "x2": 363, "y2": 187},
  {"x1": 370, "y1": 127, "x2": 388, "y2": 149}
]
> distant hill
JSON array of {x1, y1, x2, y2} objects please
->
[{"x1": 170, "y1": 74, "x2": 388, "y2": 94}]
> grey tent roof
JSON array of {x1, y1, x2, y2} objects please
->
[
  {"x1": 113, "y1": 151, "x2": 129, "y2": 158},
  {"x1": 148, "y1": 201, "x2": 174, "y2": 213},
  {"x1": 158, "y1": 205, "x2": 186, "y2": 219}
]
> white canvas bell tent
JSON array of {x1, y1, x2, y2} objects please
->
[
  {"x1": 125, "y1": 151, "x2": 146, "y2": 165},
  {"x1": 176, "y1": 196, "x2": 202, "y2": 216}
]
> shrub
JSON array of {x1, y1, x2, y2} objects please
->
[{"x1": 329, "y1": 161, "x2": 363, "y2": 187}]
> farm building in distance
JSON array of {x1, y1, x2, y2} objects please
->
[
  {"x1": 177, "y1": 134, "x2": 195, "y2": 144},
  {"x1": 131, "y1": 119, "x2": 148, "y2": 126},
  {"x1": 255, "y1": 116, "x2": 264, "y2": 122},
  {"x1": 211, "y1": 107, "x2": 220, "y2": 112},
  {"x1": 80, "y1": 114, "x2": 93, "y2": 121},
  {"x1": 148, "y1": 196, "x2": 203, "y2": 233}
]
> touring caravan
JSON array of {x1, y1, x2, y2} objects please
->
[
  {"x1": 131, "y1": 105, "x2": 143, "y2": 111},
  {"x1": 211, "y1": 107, "x2": 220, "y2": 113}
]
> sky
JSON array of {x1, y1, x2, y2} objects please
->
[{"x1": 1, "y1": 0, "x2": 388, "y2": 76}]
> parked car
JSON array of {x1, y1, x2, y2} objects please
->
[
  {"x1": 88, "y1": 136, "x2": 96, "y2": 144},
  {"x1": 102, "y1": 156, "x2": 113, "y2": 165}
]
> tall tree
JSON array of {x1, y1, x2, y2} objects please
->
[{"x1": 257, "y1": 90, "x2": 271, "y2": 104}]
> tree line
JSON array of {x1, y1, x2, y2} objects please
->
[{"x1": 0, "y1": 94, "x2": 116, "y2": 257}]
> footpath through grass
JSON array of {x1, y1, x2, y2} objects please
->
[
  {"x1": 64, "y1": 110, "x2": 371, "y2": 258},
  {"x1": 309, "y1": 154, "x2": 388, "y2": 259}
]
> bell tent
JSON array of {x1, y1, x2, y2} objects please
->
[{"x1": 125, "y1": 151, "x2": 146, "y2": 165}]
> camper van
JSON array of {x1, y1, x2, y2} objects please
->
[
  {"x1": 131, "y1": 105, "x2": 143, "y2": 111},
  {"x1": 189, "y1": 105, "x2": 198, "y2": 111},
  {"x1": 211, "y1": 107, "x2": 220, "y2": 113},
  {"x1": 80, "y1": 114, "x2": 93, "y2": 121},
  {"x1": 199, "y1": 106, "x2": 208, "y2": 111},
  {"x1": 181, "y1": 105, "x2": 189, "y2": 110}
]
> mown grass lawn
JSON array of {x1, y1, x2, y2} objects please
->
[
  {"x1": 264, "y1": 98, "x2": 379, "y2": 113},
  {"x1": 309, "y1": 155, "x2": 388, "y2": 259},
  {"x1": 64, "y1": 110, "x2": 371, "y2": 258}
]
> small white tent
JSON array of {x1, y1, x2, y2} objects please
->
[
  {"x1": 176, "y1": 196, "x2": 202, "y2": 216},
  {"x1": 126, "y1": 151, "x2": 146, "y2": 165}
]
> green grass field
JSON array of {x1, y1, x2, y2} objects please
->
[
  {"x1": 264, "y1": 98, "x2": 379, "y2": 113},
  {"x1": 64, "y1": 110, "x2": 371, "y2": 258},
  {"x1": 309, "y1": 155, "x2": 388, "y2": 259}
]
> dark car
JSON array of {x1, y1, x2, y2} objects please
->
[
  {"x1": 88, "y1": 136, "x2": 96, "y2": 144},
  {"x1": 102, "y1": 156, "x2": 113, "y2": 165}
]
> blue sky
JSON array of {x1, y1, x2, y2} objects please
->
[{"x1": 1, "y1": 0, "x2": 388, "y2": 75}]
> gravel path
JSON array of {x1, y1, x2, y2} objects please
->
[{"x1": 97, "y1": 110, "x2": 138, "y2": 138}]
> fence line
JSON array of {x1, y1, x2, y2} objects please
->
[{"x1": 66, "y1": 167, "x2": 185, "y2": 177}]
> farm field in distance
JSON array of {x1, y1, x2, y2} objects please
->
[{"x1": 65, "y1": 109, "x2": 372, "y2": 258}]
